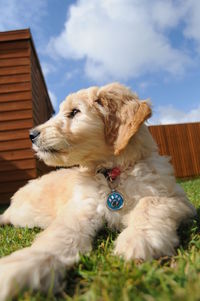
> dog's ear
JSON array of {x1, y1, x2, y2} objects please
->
[
  {"x1": 95, "y1": 83, "x2": 151, "y2": 155},
  {"x1": 114, "y1": 100, "x2": 151, "y2": 155}
]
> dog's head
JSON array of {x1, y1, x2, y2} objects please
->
[{"x1": 30, "y1": 83, "x2": 152, "y2": 167}]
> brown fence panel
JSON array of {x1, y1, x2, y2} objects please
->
[{"x1": 149, "y1": 122, "x2": 200, "y2": 178}]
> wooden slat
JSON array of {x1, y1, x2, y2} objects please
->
[
  {"x1": 0, "y1": 29, "x2": 30, "y2": 42},
  {"x1": 0, "y1": 41, "x2": 29, "y2": 51},
  {"x1": 0, "y1": 138, "x2": 32, "y2": 151},
  {"x1": 0, "y1": 91, "x2": 31, "y2": 102},
  {"x1": 0, "y1": 100, "x2": 32, "y2": 112},
  {"x1": 32, "y1": 102, "x2": 40, "y2": 120},
  {"x1": 0, "y1": 109, "x2": 32, "y2": 121},
  {"x1": 32, "y1": 85, "x2": 41, "y2": 113},
  {"x1": 0, "y1": 192, "x2": 14, "y2": 204},
  {"x1": 0, "y1": 158, "x2": 35, "y2": 172},
  {"x1": 0, "y1": 180, "x2": 28, "y2": 194},
  {"x1": 149, "y1": 126, "x2": 169, "y2": 155},
  {"x1": 31, "y1": 52, "x2": 53, "y2": 125},
  {"x1": 0, "y1": 128, "x2": 29, "y2": 142},
  {"x1": 186, "y1": 123, "x2": 200, "y2": 176},
  {"x1": 165, "y1": 125, "x2": 183, "y2": 177},
  {"x1": 0, "y1": 82, "x2": 31, "y2": 93},
  {"x1": 0, "y1": 149, "x2": 34, "y2": 161},
  {"x1": 0, "y1": 65, "x2": 30, "y2": 76},
  {"x1": 31, "y1": 47, "x2": 54, "y2": 125},
  {"x1": 0, "y1": 119, "x2": 33, "y2": 131},
  {"x1": 0, "y1": 74, "x2": 30, "y2": 84},
  {"x1": 33, "y1": 114, "x2": 42, "y2": 127},
  {"x1": 0, "y1": 48, "x2": 30, "y2": 59},
  {"x1": 149, "y1": 123, "x2": 200, "y2": 178},
  {"x1": 0, "y1": 57, "x2": 30, "y2": 67},
  {"x1": 0, "y1": 180, "x2": 27, "y2": 193},
  {"x1": 0, "y1": 169, "x2": 36, "y2": 183}
]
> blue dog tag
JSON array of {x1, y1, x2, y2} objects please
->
[{"x1": 107, "y1": 190, "x2": 124, "y2": 211}]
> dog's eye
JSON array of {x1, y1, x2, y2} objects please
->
[
  {"x1": 68, "y1": 109, "x2": 80, "y2": 118},
  {"x1": 95, "y1": 98, "x2": 103, "y2": 106}
]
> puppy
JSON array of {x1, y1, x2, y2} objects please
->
[{"x1": 0, "y1": 83, "x2": 196, "y2": 300}]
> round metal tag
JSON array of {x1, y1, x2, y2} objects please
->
[{"x1": 107, "y1": 190, "x2": 124, "y2": 211}]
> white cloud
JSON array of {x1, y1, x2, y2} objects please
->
[
  {"x1": 138, "y1": 81, "x2": 153, "y2": 91},
  {"x1": 150, "y1": 104, "x2": 200, "y2": 125},
  {"x1": 41, "y1": 62, "x2": 56, "y2": 77},
  {"x1": 65, "y1": 69, "x2": 80, "y2": 81},
  {"x1": 48, "y1": 91, "x2": 57, "y2": 109},
  {"x1": 0, "y1": 0, "x2": 46, "y2": 31},
  {"x1": 47, "y1": 0, "x2": 199, "y2": 82},
  {"x1": 151, "y1": 1, "x2": 182, "y2": 29},
  {"x1": 183, "y1": 0, "x2": 200, "y2": 51}
]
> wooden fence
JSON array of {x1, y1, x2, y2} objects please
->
[{"x1": 149, "y1": 122, "x2": 200, "y2": 178}]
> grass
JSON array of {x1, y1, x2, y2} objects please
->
[{"x1": 0, "y1": 178, "x2": 200, "y2": 301}]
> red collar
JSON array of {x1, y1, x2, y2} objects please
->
[{"x1": 98, "y1": 167, "x2": 121, "y2": 182}]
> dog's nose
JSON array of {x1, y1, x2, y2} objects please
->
[{"x1": 29, "y1": 129, "x2": 40, "y2": 143}]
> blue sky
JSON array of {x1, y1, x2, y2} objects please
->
[{"x1": 0, "y1": 0, "x2": 200, "y2": 124}]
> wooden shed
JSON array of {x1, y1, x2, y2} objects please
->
[
  {"x1": 149, "y1": 122, "x2": 200, "y2": 178},
  {"x1": 0, "y1": 29, "x2": 54, "y2": 204}
]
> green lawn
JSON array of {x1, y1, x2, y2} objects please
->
[{"x1": 0, "y1": 178, "x2": 200, "y2": 301}]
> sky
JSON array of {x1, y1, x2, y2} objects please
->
[{"x1": 0, "y1": 0, "x2": 200, "y2": 125}]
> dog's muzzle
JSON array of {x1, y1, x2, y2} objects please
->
[{"x1": 29, "y1": 129, "x2": 40, "y2": 144}]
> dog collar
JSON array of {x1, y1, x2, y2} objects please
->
[
  {"x1": 98, "y1": 166, "x2": 121, "y2": 182},
  {"x1": 98, "y1": 167, "x2": 124, "y2": 211}
]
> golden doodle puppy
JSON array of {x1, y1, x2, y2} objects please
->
[{"x1": 0, "y1": 83, "x2": 196, "y2": 300}]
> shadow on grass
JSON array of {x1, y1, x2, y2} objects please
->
[
  {"x1": 62, "y1": 226, "x2": 118, "y2": 297},
  {"x1": 178, "y1": 206, "x2": 200, "y2": 249},
  {"x1": 0, "y1": 205, "x2": 8, "y2": 214},
  {"x1": 63, "y1": 212, "x2": 200, "y2": 298}
]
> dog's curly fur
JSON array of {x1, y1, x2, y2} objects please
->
[{"x1": 0, "y1": 83, "x2": 196, "y2": 300}]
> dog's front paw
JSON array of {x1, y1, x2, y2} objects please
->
[
  {"x1": 114, "y1": 227, "x2": 177, "y2": 261},
  {"x1": 0, "y1": 249, "x2": 33, "y2": 301},
  {"x1": 0, "y1": 263, "x2": 17, "y2": 301},
  {"x1": 114, "y1": 228, "x2": 156, "y2": 261}
]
